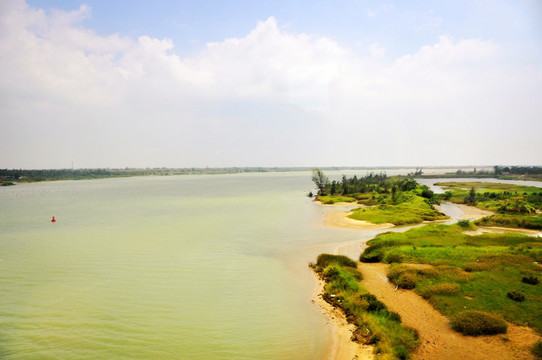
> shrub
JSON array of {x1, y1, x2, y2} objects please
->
[
  {"x1": 532, "y1": 341, "x2": 542, "y2": 358},
  {"x1": 450, "y1": 310, "x2": 508, "y2": 336},
  {"x1": 457, "y1": 219, "x2": 471, "y2": 229},
  {"x1": 387, "y1": 311, "x2": 402, "y2": 323},
  {"x1": 395, "y1": 345, "x2": 410, "y2": 360},
  {"x1": 396, "y1": 273, "x2": 417, "y2": 289},
  {"x1": 463, "y1": 262, "x2": 491, "y2": 272},
  {"x1": 522, "y1": 275, "x2": 539, "y2": 285},
  {"x1": 323, "y1": 266, "x2": 340, "y2": 280},
  {"x1": 506, "y1": 290, "x2": 526, "y2": 302},
  {"x1": 316, "y1": 254, "x2": 357, "y2": 269},
  {"x1": 360, "y1": 246, "x2": 383, "y2": 263},
  {"x1": 359, "y1": 293, "x2": 387, "y2": 312},
  {"x1": 385, "y1": 253, "x2": 404, "y2": 263},
  {"x1": 420, "y1": 283, "x2": 460, "y2": 299}
]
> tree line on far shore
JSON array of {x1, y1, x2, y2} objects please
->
[{"x1": 311, "y1": 168, "x2": 417, "y2": 197}]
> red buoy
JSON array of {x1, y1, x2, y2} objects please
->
[{"x1": 51, "y1": 216, "x2": 56, "y2": 223}]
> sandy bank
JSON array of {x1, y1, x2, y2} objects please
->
[
  {"x1": 313, "y1": 273, "x2": 374, "y2": 360},
  {"x1": 465, "y1": 226, "x2": 542, "y2": 236},
  {"x1": 358, "y1": 262, "x2": 541, "y2": 360},
  {"x1": 324, "y1": 209, "x2": 394, "y2": 230},
  {"x1": 435, "y1": 202, "x2": 494, "y2": 220}
]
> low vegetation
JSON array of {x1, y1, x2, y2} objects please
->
[
  {"x1": 418, "y1": 166, "x2": 542, "y2": 181},
  {"x1": 435, "y1": 181, "x2": 542, "y2": 230},
  {"x1": 475, "y1": 214, "x2": 542, "y2": 230},
  {"x1": 311, "y1": 254, "x2": 420, "y2": 359},
  {"x1": 359, "y1": 224, "x2": 542, "y2": 333},
  {"x1": 312, "y1": 169, "x2": 447, "y2": 226},
  {"x1": 348, "y1": 195, "x2": 447, "y2": 225},
  {"x1": 449, "y1": 310, "x2": 508, "y2": 336}
]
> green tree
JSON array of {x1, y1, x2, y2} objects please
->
[
  {"x1": 311, "y1": 168, "x2": 329, "y2": 196},
  {"x1": 391, "y1": 185, "x2": 399, "y2": 203},
  {"x1": 465, "y1": 187, "x2": 477, "y2": 205}
]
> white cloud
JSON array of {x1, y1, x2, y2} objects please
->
[
  {"x1": 369, "y1": 43, "x2": 386, "y2": 59},
  {"x1": 0, "y1": 0, "x2": 541, "y2": 168}
]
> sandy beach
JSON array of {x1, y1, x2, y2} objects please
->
[
  {"x1": 323, "y1": 208, "x2": 394, "y2": 230},
  {"x1": 314, "y1": 275, "x2": 374, "y2": 360}
]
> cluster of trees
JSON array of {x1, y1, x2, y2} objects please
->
[
  {"x1": 455, "y1": 168, "x2": 491, "y2": 176},
  {"x1": 493, "y1": 166, "x2": 542, "y2": 175},
  {"x1": 311, "y1": 169, "x2": 419, "y2": 197}
]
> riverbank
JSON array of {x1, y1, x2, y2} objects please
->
[
  {"x1": 313, "y1": 197, "x2": 541, "y2": 359},
  {"x1": 314, "y1": 275, "x2": 374, "y2": 360}
]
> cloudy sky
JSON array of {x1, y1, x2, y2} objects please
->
[{"x1": 1, "y1": 0, "x2": 541, "y2": 169}]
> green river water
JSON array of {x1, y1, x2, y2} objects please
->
[
  {"x1": 5, "y1": 170, "x2": 531, "y2": 359},
  {"x1": 0, "y1": 171, "x2": 380, "y2": 359}
]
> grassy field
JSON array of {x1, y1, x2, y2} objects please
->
[
  {"x1": 360, "y1": 223, "x2": 542, "y2": 334},
  {"x1": 436, "y1": 181, "x2": 542, "y2": 230},
  {"x1": 348, "y1": 194, "x2": 447, "y2": 225},
  {"x1": 311, "y1": 254, "x2": 420, "y2": 359},
  {"x1": 318, "y1": 188, "x2": 448, "y2": 226}
]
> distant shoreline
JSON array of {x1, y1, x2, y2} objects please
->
[{"x1": 3, "y1": 166, "x2": 541, "y2": 185}]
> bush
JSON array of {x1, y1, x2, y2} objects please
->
[
  {"x1": 395, "y1": 345, "x2": 410, "y2": 360},
  {"x1": 450, "y1": 310, "x2": 508, "y2": 336},
  {"x1": 358, "y1": 293, "x2": 387, "y2": 312},
  {"x1": 522, "y1": 275, "x2": 539, "y2": 285},
  {"x1": 420, "y1": 283, "x2": 460, "y2": 299},
  {"x1": 463, "y1": 262, "x2": 491, "y2": 272},
  {"x1": 323, "y1": 266, "x2": 340, "y2": 280},
  {"x1": 385, "y1": 253, "x2": 404, "y2": 263},
  {"x1": 506, "y1": 290, "x2": 526, "y2": 302},
  {"x1": 396, "y1": 273, "x2": 417, "y2": 289},
  {"x1": 457, "y1": 219, "x2": 471, "y2": 229},
  {"x1": 316, "y1": 254, "x2": 357, "y2": 269},
  {"x1": 360, "y1": 246, "x2": 383, "y2": 263},
  {"x1": 532, "y1": 341, "x2": 542, "y2": 358}
]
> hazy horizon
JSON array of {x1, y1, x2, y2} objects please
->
[{"x1": 1, "y1": 0, "x2": 541, "y2": 169}]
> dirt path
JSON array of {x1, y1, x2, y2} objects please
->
[{"x1": 358, "y1": 263, "x2": 541, "y2": 360}]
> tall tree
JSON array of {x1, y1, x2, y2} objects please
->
[{"x1": 311, "y1": 168, "x2": 329, "y2": 196}]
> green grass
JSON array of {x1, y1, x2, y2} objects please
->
[
  {"x1": 348, "y1": 194, "x2": 447, "y2": 225},
  {"x1": 436, "y1": 182, "x2": 542, "y2": 195},
  {"x1": 311, "y1": 254, "x2": 419, "y2": 359},
  {"x1": 359, "y1": 224, "x2": 542, "y2": 333},
  {"x1": 436, "y1": 182, "x2": 542, "y2": 222},
  {"x1": 475, "y1": 214, "x2": 542, "y2": 230}
]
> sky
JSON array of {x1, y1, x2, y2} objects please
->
[{"x1": 1, "y1": 0, "x2": 541, "y2": 169}]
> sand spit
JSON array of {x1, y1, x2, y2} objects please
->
[{"x1": 324, "y1": 209, "x2": 394, "y2": 230}]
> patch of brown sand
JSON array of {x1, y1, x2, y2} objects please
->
[
  {"x1": 358, "y1": 262, "x2": 541, "y2": 360},
  {"x1": 313, "y1": 275, "x2": 374, "y2": 360},
  {"x1": 324, "y1": 209, "x2": 394, "y2": 230}
]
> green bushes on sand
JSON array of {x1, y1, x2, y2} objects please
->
[
  {"x1": 311, "y1": 255, "x2": 419, "y2": 359},
  {"x1": 359, "y1": 223, "x2": 542, "y2": 333},
  {"x1": 449, "y1": 310, "x2": 508, "y2": 336}
]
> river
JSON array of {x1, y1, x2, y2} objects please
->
[{"x1": 1, "y1": 171, "x2": 541, "y2": 359}]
